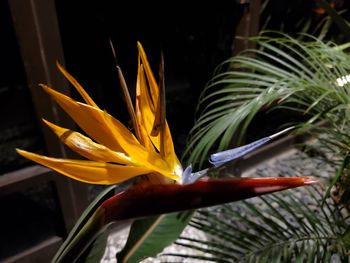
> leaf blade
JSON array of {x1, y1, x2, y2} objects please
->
[{"x1": 117, "y1": 212, "x2": 193, "y2": 263}]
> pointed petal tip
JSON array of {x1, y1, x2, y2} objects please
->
[
  {"x1": 55, "y1": 62, "x2": 71, "y2": 78},
  {"x1": 56, "y1": 60, "x2": 63, "y2": 69},
  {"x1": 16, "y1": 148, "x2": 36, "y2": 158},
  {"x1": 302, "y1": 176, "x2": 320, "y2": 185},
  {"x1": 16, "y1": 148, "x2": 33, "y2": 159},
  {"x1": 41, "y1": 119, "x2": 64, "y2": 136},
  {"x1": 15, "y1": 148, "x2": 24, "y2": 155},
  {"x1": 42, "y1": 119, "x2": 68, "y2": 137},
  {"x1": 41, "y1": 118, "x2": 52, "y2": 126},
  {"x1": 39, "y1": 84, "x2": 52, "y2": 93},
  {"x1": 269, "y1": 126, "x2": 295, "y2": 139}
]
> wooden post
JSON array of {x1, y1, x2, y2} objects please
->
[
  {"x1": 9, "y1": 0, "x2": 89, "y2": 233},
  {"x1": 233, "y1": 0, "x2": 261, "y2": 54}
]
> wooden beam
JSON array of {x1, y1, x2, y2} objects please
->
[
  {"x1": 0, "y1": 165, "x2": 51, "y2": 197},
  {"x1": 2, "y1": 236, "x2": 62, "y2": 263},
  {"x1": 9, "y1": 0, "x2": 89, "y2": 232}
]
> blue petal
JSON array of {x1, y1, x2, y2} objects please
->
[
  {"x1": 209, "y1": 126, "x2": 294, "y2": 166},
  {"x1": 209, "y1": 137, "x2": 270, "y2": 166},
  {"x1": 181, "y1": 164, "x2": 193, "y2": 184},
  {"x1": 181, "y1": 165, "x2": 209, "y2": 184}
]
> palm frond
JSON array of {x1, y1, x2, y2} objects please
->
[
  {"x1": 177, "y1": 33, "x2": 350, "y2": 262},
  {"x1": 167, "y1": 186, "x2": 349, "y2": 262},
  {"x1": 184, "y1": 32, "x2": 350, "y2": 168}
]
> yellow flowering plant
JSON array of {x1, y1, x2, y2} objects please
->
[{"x1": 17, "y1": 43, "x2": 316, "y2": 262}]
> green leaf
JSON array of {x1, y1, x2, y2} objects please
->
[
  {"x1": 184, "y1": 32, "x2": 350, "y2": 170},
  {"x1": 117, "y1": 211, "x2": 193, "y2": 263},
  {"x1": 323, "y1": 155, "x2": 350, "y2": 204},
  {"x1": 52, "y1": 185, "x2": 116, "y2": 262},
  {"x1": 316, "y1": 0, "x2": 350, "y2": 40},
  {"x1": 177, "y1": 188, "x2": 347, "y2": 262},
  {"x1": 82, "y1": 229, "x2": 110, "y2": 263},
  {"x1": 340, "y1": 227, "x2": 350, "y2": 249}
]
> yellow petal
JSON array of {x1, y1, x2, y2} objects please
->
[
  {"x1": 151, "y1": 51, "x2": 165, "y2": 138},
  {"x1": 136, "y1": 62, "x2": 157, "y2": 151},
  {"x1": 56, "y1": 62, "x2": 99, "y2": 108},
  {"x1": 137, "y1": 42, "x2": 158, "y2": 105},
  {"x1": 136, "y1": 62, "x2": 161, "y2": 149},
  {"x1": 163, "y1": 125, "x2": 182, "y2": 177},
  {"x1": 103, "y1": 111, "x2": 179, "y2": 180},
  {"x1": 42, "y1": 85, "x2": 178, "y2": 179},
  {"x1": 41, "y1": 85, "x2": 136, "y2": 153},
  {"x1": 136, "y1": 46, "x2": 182, "y2": 176},
  {"x1": 16, "y1": 149, "x2": 150, "y2": 185},
  {"x1": 43, "y1": 119, "x2": 132, "y2": 164}
]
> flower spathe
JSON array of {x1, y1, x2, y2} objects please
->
[{"x1": 17, "y1": 42, "x2": 182, "y2": 185}]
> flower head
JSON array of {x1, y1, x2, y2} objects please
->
[
  {"x1": 17, "y1": 43, "x2": 182, "y2": 185},
  {"x1": 18, "y1": 43, "x2": 318, "y2": 263}
]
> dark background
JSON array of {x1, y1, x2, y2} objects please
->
[
  {"x1": 2, "y1": 0, "x2": 350, "y2": 173},
  {"x1": 54, "y1": 1, "x2": 243, "y2": 157},
  {"x1": 1, "y1": 0, "x2": 350, "y2": 260}
]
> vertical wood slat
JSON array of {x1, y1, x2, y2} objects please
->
[
  {"x1": 8, "y1": 0, "x2": 89, "y2": 232},
  {"x1": 233, "y1": 0, "x2": 261, "y2": 54}
]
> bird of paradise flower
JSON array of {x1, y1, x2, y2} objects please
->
[{"x1": 17, "y1": 42, "x2": 316, "y2": 262}]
